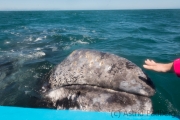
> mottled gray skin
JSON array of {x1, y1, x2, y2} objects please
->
[
  {"x1": 41, "y1": 49, "x2": 155, "y2": 113},
  {"x1": 43, "y1": 85, "x2": 152, "y2": 114},
  {"x1": 45, "y1": 49, "x2": 154, "y2": 96}
]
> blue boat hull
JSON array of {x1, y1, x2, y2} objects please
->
[{"x1": 0, "y1": 106, "x2": 178, "y2": 120}]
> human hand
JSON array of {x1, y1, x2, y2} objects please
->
[{"x1": 143, "y1": 59, "x2": 173, "y2": 72}]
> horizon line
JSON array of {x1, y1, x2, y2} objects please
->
[{"x1": 0, "y1": 8, "x2": 180, "y2": 12}]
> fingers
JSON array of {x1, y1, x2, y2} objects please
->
[
  {"x1": 151, "y1": 60, "x2": 156, "y2": 64},
  {"x1": 143, "y1": 59, "x2": 157, "y2": 71},
  {"x1": 143, "y1": 64, "x2": 155, "y2": 70},
  {"x1": 144, "y1": 59, "x2": 156, "y2": 66}
]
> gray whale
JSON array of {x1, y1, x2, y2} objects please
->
[{"x1": 40, "y1": 49, "x2": 155, "y2": 114}]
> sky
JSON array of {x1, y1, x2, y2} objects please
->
[{"x1": 0, "y1": 0, "x2": 180, "y2": 11}]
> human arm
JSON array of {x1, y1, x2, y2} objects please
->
[
  {"x1": 143, "y1": 59, "x2": 173, "y2": 72},
  {"x1": 143, "y1": 59, "x2": 180, "y2": 77}
]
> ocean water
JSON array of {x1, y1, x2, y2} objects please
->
[{"x1": 0, "y1": 10, "x2": 180, "y2": 115}]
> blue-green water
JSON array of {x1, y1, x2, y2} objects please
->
[{"x1": 0, "y1": 10, "x2": 180, "y2": 115}]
